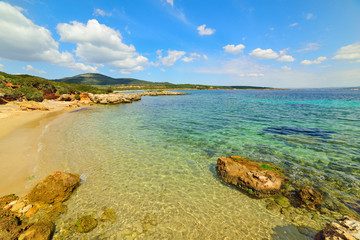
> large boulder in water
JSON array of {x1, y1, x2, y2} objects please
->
[
  {"x1": 26, "y1": 171, "x2": 80, "y2": 204},
  {"x1": 216, "y1": 156, "x2": 287, "y2": 198},
  {"x1": 315, "y1": 216, "x2": 360, "y2": 240}
]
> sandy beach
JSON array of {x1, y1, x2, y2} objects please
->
[{"x1": 0, "y1": 101, "x2": 79, "y2": 196}]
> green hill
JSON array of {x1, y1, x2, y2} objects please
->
[{"x1": 56, "y1": 73, "x2": 160, "y2": 86}]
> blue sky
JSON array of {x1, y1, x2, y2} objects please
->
[{"x1": 0, "y1": 0, "x2": 359, "y2": 88}]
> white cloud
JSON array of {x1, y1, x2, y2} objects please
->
[
  {"x1": 22, "y1": 64, "x2": 46, "y2": 74},
  {"x1": 269, "y1": 27, "x2": 274, "y2": 31},
  {"x1": 301, "y1": 56, "x2": 327, "y2": 65},
  {"x1": 182, "y1": 53, "x2": 201, "y2": 62},
  {"x1": 247, "y1": 73, "x2": 264, "y2": 77},
  {"x1": 306, "y1": 13, "x2": 314, "y2": 20},
  {"x1": 0, "y1": 64, "x2": 4, "y2": 70},
  {"x1": 223, "y1": 44, "x2": 245, "y2": 54},
  {"x1": 159, "y1": 50, "x2": 186, "y2": 66},
  {"x1": 332, "y1": 42, "x2": 360, "y2": 61},
  {"x1": 289, "y1": 22, "x2": 299, "y2": 27},
  {"x1": 57, "y1": 19, "x2": 148, "y2": 73},
  {"x1": 250, "y1": 48, "x2": 279, "y2": 59},
  {"x1": 281, "y1": 66, "x2": 291, "y2": 71},
  {"x1": 277, "y1": 55, "x2": 295, "y2": 62},
  {"x1": 197, "y1": 24, "x2": 215, "y2": 36},
  {"x1": 160, "y1": 68, "x2": 166, "y2": 72},
  {"x1": 203, "y1": 54, "x2": 208, "y2": 60},
  {"x1": 166, "y1": 0, "x2": 174, "y2": 7},
  {"x1": 0, "y1": 2, "x2": 96, "y2": 72},
  {"x1": 297, "y1": 43, "x2": 320, "y2": 52},
  {"x1": 93, "y1": 8, "x2": 112, "y2": 17}
]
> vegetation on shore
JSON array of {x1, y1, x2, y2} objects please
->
[{"x1": 0, "y1": 71, "x2": 107, "y2": 103}]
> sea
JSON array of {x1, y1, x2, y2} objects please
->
[{"x1": 33, "y1": 90, "x2": 360, "y2": 239}]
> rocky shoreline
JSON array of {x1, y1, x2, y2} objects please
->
[
  {"x1": 216, "y1": 156, "x2": 360, "y2": 239},
  {"x1": 1, "y1": 157, "x2": 359, "y2": 239}
]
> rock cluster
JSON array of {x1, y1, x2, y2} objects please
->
[
  {"x1": 88, "y1": 92, "x2": 141, "y2": 104},
  {"x1": 216, "y1": 156, "x2": 287, "y2": 197},
  {"x1": 0, "y1": 171, "x2": 80, "y2": 240},
  {"x1": 315, "y1": 216, "x2": 360, "y2": 240}
]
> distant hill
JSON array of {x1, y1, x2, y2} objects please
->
[{"x1": 56, "y1": 73, "x2": 160, "y2": 86}]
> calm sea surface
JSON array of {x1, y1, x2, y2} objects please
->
[{"x1": 35, "y1": 90, "x2": 360, "y2": 239}]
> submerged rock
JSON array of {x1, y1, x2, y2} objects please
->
[
  {"x1": 215, "y1": 156, "x2": 287, "y2": 197},
  {"x1": 26, "y1": 171, "x2": 80, "y2": 204},
  {"x1": 315, "y1": 216, "x2": 360, "y2": 240},
  {"x1": 299, "y1": 186, "x2": 323, "y2": 210},
  {"x1": 74, "y1": 215, "x2": 98, "y2": 233},
  {"x1": 100, "y1": 208, "x2": 117, "y2": 223},
  {"x1": 18, "y1": 221, "x2": 54, "y2": 240}
]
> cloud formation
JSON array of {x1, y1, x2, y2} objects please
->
[
  {"x1": 301, "y1": 56, "x2": 327, "y2": 65},
  {"x1": 250, "y1": 48, "x2": 279, "y2": 59},
  {"x1": 23, "y1": 64, "x2": 46, "y2": 74},
  {"x1": 289, "y1": 22, "x2": 299, "y2": 27},
  {"x1": 223, "y1": 44, "x2": 245, "y2": 54},
  {"x1": 166, "y1": 0, "x2": 174, "y2": 7},
  {"x1": 332, "y1": 42, "x2": 360, "y2": 62},
  {"x1": 277, "y1": 55, "x2": 295, "y2": 62},
  {"x1": 182, "y1": 53, "x2": 201, "y2": 62},
  {"x1": 297, "y1": 43, "x2": 320, "y2": 52},
  {"x1": 0, "y1": 2, "x2": 96, "y2": 72},
  {"x1": 158, "y1": 50, "x2": 186, "y2": 66},
  {"x1": 197, "y1": 24, "x2": 215, "y2": 36},
  {"x1": 57, "y1": 19, "x2": 148, "y2": 73},
  {"x1": 93, "y1": 8, "x2": 112, "y2": 17}
]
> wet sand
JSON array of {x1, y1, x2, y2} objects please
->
[{"x1": 0, "y1": 102, "x2": 79, "y2": 196}]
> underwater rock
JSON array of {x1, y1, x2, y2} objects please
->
[
  {"x1": 74, "y1": 215, "x2": 98, "y2": 233},
  {"x1": 315, "y1": 216, "x2": 360, "y2": 240},
  {"x1": 299, "y1": 187, "x2": 323, "y2": 210},
  {"x1": 215, "y1": 156, "x2": 287, "y2": 197},
  {"x1": 18, "y1": 221, "x2": 54, "y2": 240},
  {"x1": 274, "y1": 195, "x2": 291, "y2": 208},
  {"x1": 262, "y1": 126, "x2": 337, "y2": 139},
  {"x1": 100, "y1": 208, "x2": 117, "y2": 223},
  {"x1": 26, "y1": 171, "x2": 80, "y2": 204},
  {"x1": 0, "y1": 207, "x2": 24, "y2": 239}
]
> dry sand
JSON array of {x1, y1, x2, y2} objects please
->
[{"x1": 0, "y1": 101, "x2": 80, "y2": 196}]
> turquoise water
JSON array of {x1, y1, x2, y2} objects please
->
[{"x1": 35, "y1": 90, "x2": 360, "y2": 239}]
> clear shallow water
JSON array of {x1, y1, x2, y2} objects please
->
[{"x1": 35, "y1": 90, "x2": 360, "y2": 239}]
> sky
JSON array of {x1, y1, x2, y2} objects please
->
[{"x1": 0, "y1": 0, "x2": 359, "y2": 88}]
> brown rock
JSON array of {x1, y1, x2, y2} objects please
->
[
  {"x1": 315, "y1": 216, "x2": 360, "y2": 240},
  {"x1": 18, "y1": 221, "x2": 54, "y2": 240},
  {"x1": 299, "y1": 187, "x2": 323, "y2": 209},
  {"x1": 80, "y1": 92, "x2": 90, "y2": 101},
  {"x1": 25, "y1": 206, "x2": 39, "y2": 218},
  {"x1": 19, "y1": 101, "x2": 49, "y2": 111},
  {"x1": 0, "y1": 208, "x2": 24, "y2": 240},
  {"x1": 26, "y1": 171, "x2": 80, "y2": 204},
  {"x1": 0, "y1": 194, "x2": 18, "y2": 208},
  {"x1": 58, "y1": 94, "x2": 72, "y2": 101},
  {"x1": 215, "y1": 156, "x2": 287, "y2": 197}
]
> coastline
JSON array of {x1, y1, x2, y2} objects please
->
[{"x1": 0, "y1": 102, "x2": 80, "y2": 196}]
